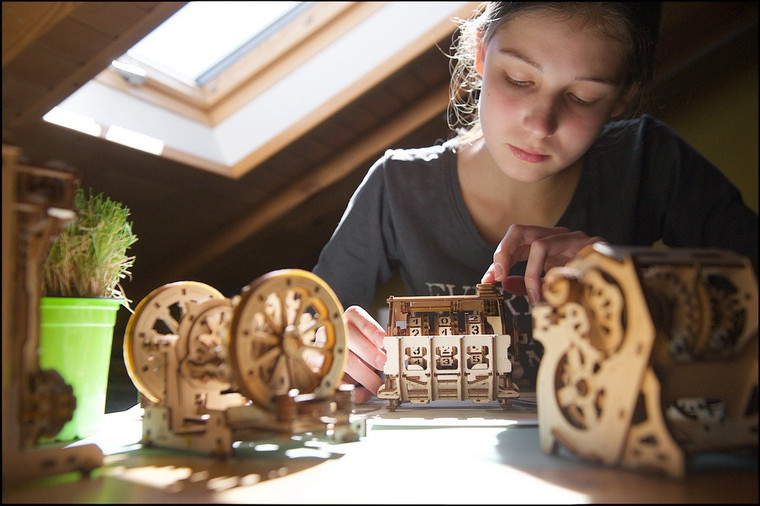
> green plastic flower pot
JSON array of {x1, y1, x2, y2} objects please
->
[{"x1": 38, "y1": 297, "x2": 122, "y2": 441}]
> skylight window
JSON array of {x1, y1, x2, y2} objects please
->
[
  {"x1": 46, "y1": 2, "x2": 476, "y2": 178},
  {"x1": 124, "y1": 1, "x2": 303, "y2": 86}
]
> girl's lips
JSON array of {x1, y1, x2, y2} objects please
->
[{"x1": 509, "y1": 144, "x2": 549, "y2": 163}]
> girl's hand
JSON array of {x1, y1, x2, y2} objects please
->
[
  {"x1": 481, "y1": 224, "x2": 605, "y2": 304},
  {"x1": 340, "y1": 305, "x2": 387, "y2": 403}
]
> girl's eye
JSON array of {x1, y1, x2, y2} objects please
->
[
  {"x1": 569, "y1": 94, "x2": 596, "y2": 106},
  {"x1": 504, "y1": 73, "x2": 531, "y2": 87}
]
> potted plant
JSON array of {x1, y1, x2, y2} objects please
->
[{"x1": 39, "y1": 187, "x2": 137, "y2": 441}]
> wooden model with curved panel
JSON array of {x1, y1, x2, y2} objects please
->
[
  {"x1": 123, "y1": 269, "x2": 364, "y2": 456},
  {"x1": 532, "y1": 243, "x2": 758, "y2": 479}
]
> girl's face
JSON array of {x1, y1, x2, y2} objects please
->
[{"x1": 476, "y1": 10, "x2": 632, "y2": 183}]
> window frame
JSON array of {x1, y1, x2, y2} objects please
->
[{"x1": 92, "y1": 2, "x2": 382, "y2": 126}]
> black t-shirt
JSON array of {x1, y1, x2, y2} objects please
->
[{"x1": 313, "y1": 114, "x2": 758, "y2": 387}]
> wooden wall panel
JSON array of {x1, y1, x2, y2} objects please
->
[
  {"x1": 4, "y1": 45, "x2": 79, "y2": 90},
  {"x1": 1, "y1": 2, "x2": 81, "y2": 67},
  {"x1": 1, "y1": 75, "x2": 49, "y2": 126},
  {"x1": 68, "y1": 2, "x2": 157, "y2": 38},
  {"x1": 34, "y1": 17, "x2": 116, "y2": 65}
]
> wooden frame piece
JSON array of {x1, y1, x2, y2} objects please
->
[
  {"x1": 2, "y1": 144, "x2": 104, "y2": 485},
  {"x1": 533, "y1": 243, "x2": 758, "y2": 479}
]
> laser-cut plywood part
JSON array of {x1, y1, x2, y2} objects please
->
[
  {"x1": 377, "y1": 283, "x2": 520, "y2": 410},
  {"x1": 124, "y1": 269, "x2": 363, "y2": 456},
  {"x1": 124, "y1": 281, "x2": 227, "y2": 405},
  {"x1": 229, "y1": 270, "x2": 347, "y2": 412},
  {"x1": 533, "y1": 243, "x2": 758, "y2": 479},
  {"x1": 2, "y1": 145, "x2": 104, "y2": 485}
]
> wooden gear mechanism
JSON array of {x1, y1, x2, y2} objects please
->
[
  {"x1": 2, "y1": 145, "x2": 103, "y2": 485},
  {"x1": 377, "y1": 283, "x2": 521, "y2": 410},
  {"x1": 124, "y1": 269, "x2": 364, "y2": 456},
  {"x1": 532, "y1": 244, "x2": 758, "y2": 479}
]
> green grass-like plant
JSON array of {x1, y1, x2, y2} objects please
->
[{"x1": 42, "y1": 187, "x2": 138, "y2": 304}]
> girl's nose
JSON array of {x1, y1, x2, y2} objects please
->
[{"x1": 522, "y1": 96, "x2": 558, "y2": 138}]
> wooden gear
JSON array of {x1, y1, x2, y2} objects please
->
[
  {"x1": 377, "y1": 283, "x2": 521, "y2": 409},
  {"x1": 532, "y1": 243, "x2": 758, "y2": 479},
  {"x1": 124, "y1": 269, "x2": 364, "y2": 456}
]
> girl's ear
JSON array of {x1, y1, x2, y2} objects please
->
[{"x1": 475, "y1": 33, "x2": 486, "y2": 75}]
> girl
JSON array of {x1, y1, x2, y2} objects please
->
[{"x1": 312, "y1": 2, "x2": 758, "y2": 403}]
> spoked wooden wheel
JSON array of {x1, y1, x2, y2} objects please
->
[
  {"x1": 554, "y1": 337, "x2": 606, "y2": 430},
  {"x1": 124, "y1": 281, "x2": 225, "y2": 403},
  {"x1": 176, "y1": 296, "x2": 234, "y2": 392},
  {"x1": 228, "y1": 269, "x2": 347, "y2": 412}
]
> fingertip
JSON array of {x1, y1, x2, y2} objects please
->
[
  {"x1": 351, "y1": 387, "x2": 372, "y2": 404},
  {"x1": 527, "y1": 281, "x2": 542, "y2": 305},
  {"x1": 375, "y1": 353, "x2": 387, "y2": 371},
  {"x1": 481, "y1": 263, "x2": 495, "y2": 283},
  {"x1": 493, "y1": 262, "x2": 506, "y2": 281}
]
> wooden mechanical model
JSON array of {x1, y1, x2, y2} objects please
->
[
  {"x1": 532, "y1": 243, "x2": 758, "y2": 479},
  {"x1": 123, "y1": 269, "x2": 365, "y2": 456},
  {"x1": 2, "y1": 145, "x2": 104, "y2": 484},
  {"x1": 377, "y1": 283, "x2": 521, "y2": 409}
]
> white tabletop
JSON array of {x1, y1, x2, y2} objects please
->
[{"x1": 3, "y1": 395, "x2": 757, "y2": 504}]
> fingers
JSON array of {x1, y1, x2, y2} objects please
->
[
  {"x1": 523, "y1": 237, "x2": 550, "y2": 304},
  {"x1": 313, "y1": 325, "x2": 381, "y2": 396},
  {"x1": 354, "y1": 388, "x2": 373, "y2": 403},
  {"x1": 492, "y1": 225, "x2": 571, "y2": 276},
  {"x1": 481, "y1": 263, "x2": 495, "y2": 284},
  {"x1": 341, "y1": 305, "x2": 387, "y2": 397},
  {"x1": 480, "y1": 262, "x2": 505, "y2": 284},
  {"x1": 521, "y1": 231, "x2": 604, "y2": 303},
  {"x1": 341, "y1": 376, "x2": 374, "y2": 404},
  {"x1": 352, "y1": 388, "x2": 373, "y2": 404},
  {"x1": 343, "y1": 306, "x2": 387, "y2": 371},
  {"x1": 485, "y1": 224, "x2": 606, "y2": 304},
  {"x1": 343, "y1": 350, "x2": 383, "y2": 395},
  {"x1": 344, "y1": 305, "x2": 386, "y2": 350}
]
